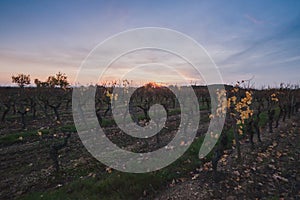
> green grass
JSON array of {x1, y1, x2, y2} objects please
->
[
  {"x1": 21, "y1": 173, "x2": 163, "y2": 200},
  {"x1": 18, "y1": 111, "x2": 243, "y2": 200},
  {"x1": 167, "y1": 108, "x2": 181, "y2": 116},
  {"x1": 274, "y1": 107, "x2": 281, "y2": 119},
  {"x1": 199, "y1": 104, "x2": 209, "y2": 110},
  {"x1": 16, "y1": 106, "x2": 274, "y2": 199},
  {"x1": 0, "y1": 129, "x2": 49, "y2": 146},
  {"x1": 99, "y1": 108, "x2": 183, "y2": 127},
  {"x1": 257, "y1": 107, "x2": 281, "y2": 128},
  {"x1": 98, "y1": 117, "x2": 116, "y2": 127},
  {"x1": 0, "y1": 124, "x2": 76, "y2": 146},
  {"x1": 225, "y1": 127, "x2": 235, "y2": 148},
  {"x1": 21, "y1": 136, "x2": 206, "y2": 200},
  {"x1": 60, "y1": 124, "x2": 77, "y2": 133},
  {"x1": 258, "y1": 111, "x2": 268, "y2": 127}
]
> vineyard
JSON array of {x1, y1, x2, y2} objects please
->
[{"x1": 0, "y1": 76, "x2": 299, "y2": 199}]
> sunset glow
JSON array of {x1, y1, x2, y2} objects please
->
[{"x1": 0, "y1": 1, "x2": 299, "y2": 87}]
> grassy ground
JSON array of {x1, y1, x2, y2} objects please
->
[
  {"x1": 21, "y1": 136, "x2": 206, "y2": 200},
  {"x1": 1, "y1": 105, "x2": 294, "y2": 200}
]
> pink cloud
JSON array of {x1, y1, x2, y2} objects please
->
[{"x1": 244, "y1": 14, "x2": 265, "y2": 25}]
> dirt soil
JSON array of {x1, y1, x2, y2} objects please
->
[
  {"x1": 153, "y1": 115, "x2": 300, "y2": 200},
  {"x1": 0, "y1": 114, "x2": 299, "y2": 200}
]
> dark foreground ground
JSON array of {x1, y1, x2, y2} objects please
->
[
  {"x1": 0, "y1": 114, "x2": 298, "y2": 199},
  {"x1": 154, "y1": 115, "x2": 300, "y2": 200}
]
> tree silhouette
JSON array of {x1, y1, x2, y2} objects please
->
[
  {"x1": 34, "y1": 72, "x2": 69, "y2": 88},
  {"x1": 12, "y1": 74, "x2": 30, "y2": 88}
]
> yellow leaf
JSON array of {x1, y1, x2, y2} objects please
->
[
  {"x1": 232, "y1": 139, "x2": 236, "y2": 145},
  {"x1": 238, "y1": 128, "x2": 243, "y2": 135},
  {"x1": 276, "y1": 151, "x2": 282, "y2": 158},
  {"x1": 106, "y1": 167, "x2": 113, "y2": 174}
]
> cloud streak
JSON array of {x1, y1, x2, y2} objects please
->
[
  {"x1": 244, "y1": 14, "x2": 265, "y2": 25},
  {"x1": 0, "y1": 1, "x2": 300, "y2": 87}
]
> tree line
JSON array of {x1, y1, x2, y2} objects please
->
[{"x1": 11, "y1": 72, "x2": 69, "y2": 88}]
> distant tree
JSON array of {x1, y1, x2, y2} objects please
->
[
  {"x1": 47, "y1": 76, "x2": 57, "y2": 88},
  {"x1": 12, "y1": 74, "x2": 30, "y2": 88},
  {"x1": 56, "y1": 72, "x2": 69, "y2": 88},
  {"x1": 34, "y1": 78, "x2": 49, "y2": 88},
  {"x1": 34, "y1": 72, "x2": 69, "y2": 88},
  {"x1": 46, "y1": 72, "x2": 69, "y2": 88},
  {"x1": 34, "y1": 78, "x2": 41, "y2": 87}
]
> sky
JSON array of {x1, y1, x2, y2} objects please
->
[{"x1": 0, "y1": 0, "x2": 300, "y2": 87}]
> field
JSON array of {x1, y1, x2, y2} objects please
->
[{"x1": 0, "y1": 84, "x2": 299, "y2": 200}]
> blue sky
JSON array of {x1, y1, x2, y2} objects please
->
[{"x1": 0, "y1": 0, "x2": 299, "y2": 87}]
